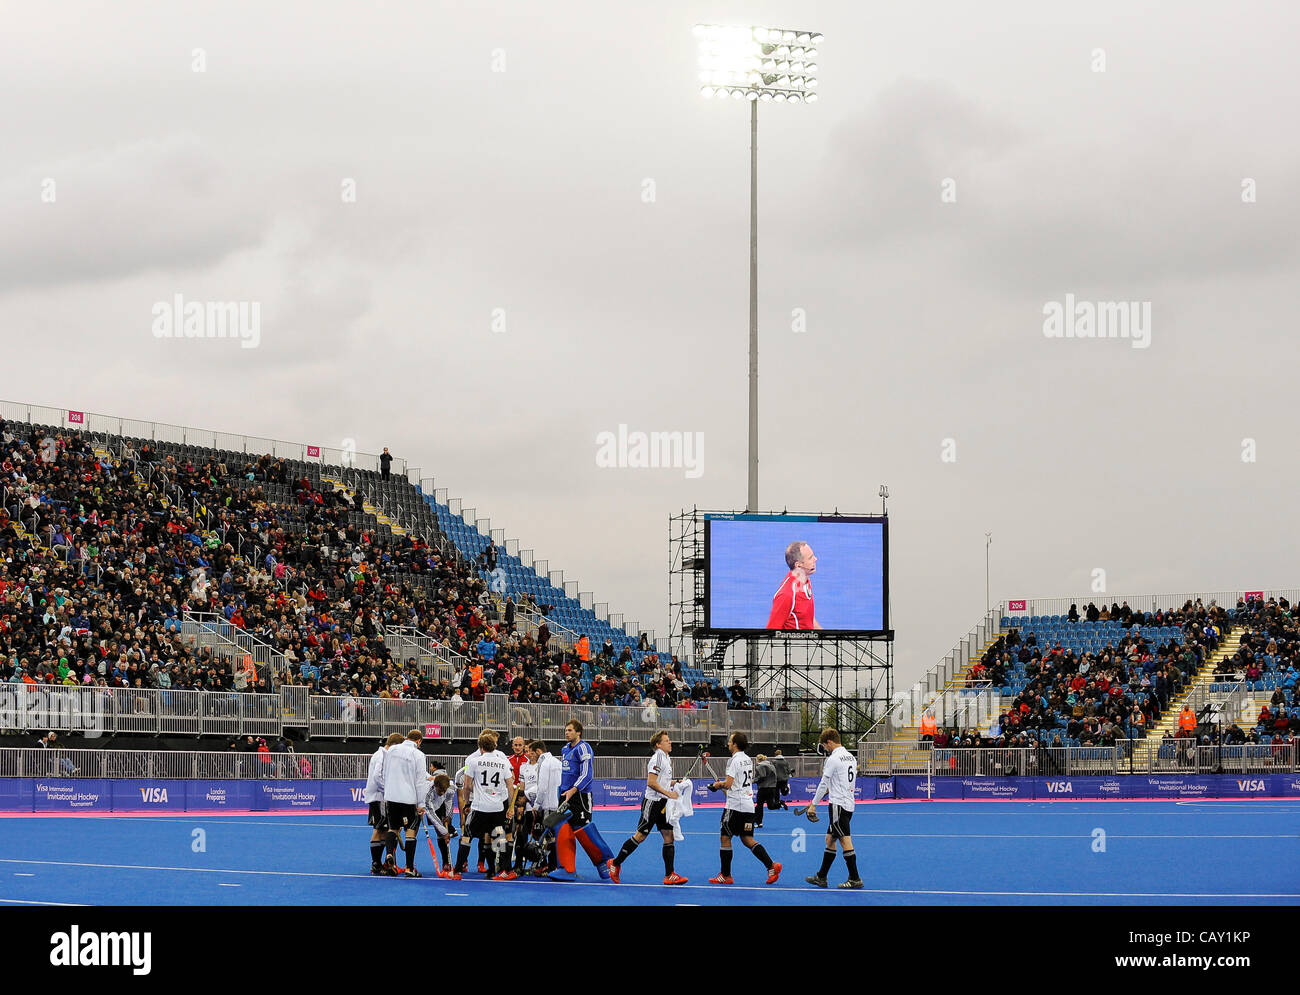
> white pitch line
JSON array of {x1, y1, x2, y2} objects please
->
[
  {"x1": 218, "y1": 883, "x2": 241, "y2": 887},
  {"x1": 13, "y1": 873, "x2": 35, "y2": 877},
  {"x1": 0, "y1": 858, "x2": 1293, "y2": 899},
  {"x1": 0, "y1": 897, "x2": 85, "y2": 905},
  {"x1": 850, "y1": 833, "x2": 1297, "y2": 839}
]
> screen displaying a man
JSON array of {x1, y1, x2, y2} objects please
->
[{"x1": 766, "y1": 541, "x2": 822, "y2": 630}]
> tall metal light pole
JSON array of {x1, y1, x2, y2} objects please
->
[
  {"x1": 985, "y1": 531, "x2": 993, "y2": 616},
  {"x1": 695, "y1": 23, "x2": 821, "y2": 514}
]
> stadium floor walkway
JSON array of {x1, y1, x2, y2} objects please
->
[{"x1": 1, "y1": 801, "x2": 1297, "y2": 906}]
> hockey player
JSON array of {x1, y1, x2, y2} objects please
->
[
  {"x1": 383, "y1": 729, "x2": 429, "y2": 878},
  {"x1": 365, "y1": 732, "x2": 405, "y2": 874},
  {"x1": 707, "y1": 731, "x2": 781, "y2": 885},
  {"x1": 609, "y1": 730, "x2": 687, "y2": 885},
  {"x1": 803, "y1": 728, "x2": 863, "y2": 889},
  {"x1": 550, "y1": 718, "x2": 614, "y2": 881},
  {"x1": 453, "y1": 730, "x2": 519, "y2": 881},
  {"x1": 423, "y1": 766, "x2": 457, "y2": 877}
]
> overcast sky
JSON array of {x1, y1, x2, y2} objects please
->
[{"x1": 3, "y1": 0, "x2": 1299, "y2": 691}]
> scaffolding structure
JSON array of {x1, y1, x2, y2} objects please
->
[{"x1": 669, "y1": 508, "x2": 894, "y2": 740}]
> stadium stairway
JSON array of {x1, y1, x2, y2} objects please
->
[
  {"x1": 1144, "y1": 631, "x2": 1243, "y2": 739},
  {"x1": 319, "y1": 474, "x2": 406, "y2": 537},
  {"x1": 865, "y1": 632, "x2": 1005, "y2": 772}
]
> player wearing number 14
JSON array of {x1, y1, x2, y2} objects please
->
[{"x1": 453, "y1": 730, "x2": 519, "y2": 880}]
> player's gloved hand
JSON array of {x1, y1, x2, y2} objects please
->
[{"x1": 707, "y1": 782, "x2": 721, "y2": 793}]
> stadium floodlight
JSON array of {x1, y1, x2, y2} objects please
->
[{"x1": 694, "y1": 22, "x2": 822, "y2": 515}]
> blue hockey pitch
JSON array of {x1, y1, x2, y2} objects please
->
[{"x1": 2, "y1": 801, "x2": 1298, "y2": 906}]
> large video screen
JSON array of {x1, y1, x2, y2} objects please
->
[{"x1": 704, "y1": 514, "x2": 888, "y2": 635}]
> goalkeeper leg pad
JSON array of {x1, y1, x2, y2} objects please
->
[
  {"x1": 555, "y1": 822, "x2": 577, "y2": 874},
  {"x1": 575, "y1": 824, "x2": 614, "y2": 865}
]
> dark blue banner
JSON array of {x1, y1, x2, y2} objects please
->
[
  {"x1": 8, "y1": 774, "x2": 1300, "y2": 813},
  {"x1": 960, "y1": 777, "x2": 1032, "y2": 799},
  {"x1": 32, "y1": 778, "x2": 111, "y2": 812},
  {"x1": 186, "y1": 780, "x2": 257, "y2": 810},
  {"x1": 0, "y1": 778, "x2": 34, "y2": 812},
  {"x1": 258, "y1": 781, "x2": 322, "y2": 810},
  {"x1": 110, "y1": 780, "x2": 189, "y2": 812},
  {"x1": 1032, "y1": 777, "x2": 1128, "y2": 799},
  {"x1": 894, "y1": 776, "x2": 963, "y2": 800},
  {"x1": 320, "y1": 780, "x2": 368, "y2": 809}
]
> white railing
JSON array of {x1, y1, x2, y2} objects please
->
[
  {"x1": 861, "y1": 737, "x2": 1300, "y2": 775},
  {"x1": 0, "y1": 685, "x2": 281, "y2": 738},
  {"x1": 182, "y1": 612, "x2": 291, "y2": 680},
  {"x1": 858, "y1": 610, "x2": 1001, "y2": 761},
  {"x1": 0, "y1": 747, "x2": 821, "y2": 782},
  {"x1": 0, "y1": 398, "x2": 406, "y2": 477},
  {"x1": 999, "y1": 591, "x2": 1300, "y2": 620},
  {"x1": 305, "y1": 694, "x2": 798, "y2": 745}
]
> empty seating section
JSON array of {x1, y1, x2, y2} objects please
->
[{"x1": 420, "y1": 495, "x2": 719, "y2": 690}]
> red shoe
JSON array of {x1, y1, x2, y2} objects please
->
[
  {"x1": 477, "y1": 861, "x2": 486, "y2": 874},
  {"x1": 608, "y1": 862, "x2": 620, "y2": 884},
  {"x1": 450, "y1": 871, "x2": 462, "y2": 881},
  {"x1": 664, "y1": 873, "x2": 689, "y2": 885},
  {"x1": 495, "y1": 871, "x2": 518, "y2": 881},
  {"x1": 766, "y1": 862, "x2": 782, "y2": 885},
  {"x1": 708, "y1": 874, "x2": 733, "y2": 885}
]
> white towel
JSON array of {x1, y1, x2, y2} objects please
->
[{"x1": 667, "y1": 778, "x2": 694, "y2": 841}]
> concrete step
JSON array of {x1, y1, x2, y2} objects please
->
[{"x1": 1147, "y1": 633, "x2": 1243, "y2": 738}]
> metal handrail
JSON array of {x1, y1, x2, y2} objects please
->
[
  {"x1": 0, "y1": 397, "x2": 407, "y2": 477},
  {"x1": 859, "y1": 610, "x2": 1001, "y2": 761},
  {"x1": 1000, "y1": 591, "x2": 1300, "y2": 619}
]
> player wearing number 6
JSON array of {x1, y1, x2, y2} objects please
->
[
  {"x1": 453, "y1": 730, "x2": 519, "y2": 881},
  {"x1": 803, "y1": 728, "x2": 863, "y2": 889},
  {"x1": 708, "y1": 731, "x2": 781, "y2": 885}
]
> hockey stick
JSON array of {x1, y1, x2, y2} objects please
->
[
  {"x1": 682, "y1": 745, "x2": 707, "y2": 781},
  {"x1": 792, "y1": 804, "x2": 820, "y2": 822},
  {"x1": 421, "y1": 815, "x2": 442, "y2": 877}
]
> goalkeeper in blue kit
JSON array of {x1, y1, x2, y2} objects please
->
[{"x1": 547, "y1": 718, "x2": 615, "y2": 881}]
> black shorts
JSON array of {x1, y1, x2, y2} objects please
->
[
  {"x1": 636, "y1": 797, "x2": 672, "y2": 836},
  {"x1": 566, "y1": 791, "x2": 593, "y2": 829},
  {"x1": 368, "y1": 801, "x2": 387, "y2": 830},
  {"x1": 387, "y1": 802, "x2": 418, "y2": 832},
  {"x1": 466, "y1": 807, "x2": 508, "y2": 840},
  {"x1": 828, "y1": 804, "x2": 853, "y2": 840},
  {"x1": 720, "y1": 808, "x2": 756, "y2": 839}
]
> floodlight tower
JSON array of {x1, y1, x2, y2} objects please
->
[
  {"x1": 694, "y1": 22, "x2": 822, "y2": 515},
  {"x1": 696, "y1": 23, "x2": 822, "y2": 695}
]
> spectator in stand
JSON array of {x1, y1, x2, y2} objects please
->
[
  {"x1": 0, "y1": 421, "x2": 755, "y2": 727},
  {"x1": 379, "y1": 448, "x2": 393, "y2": 480}
]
